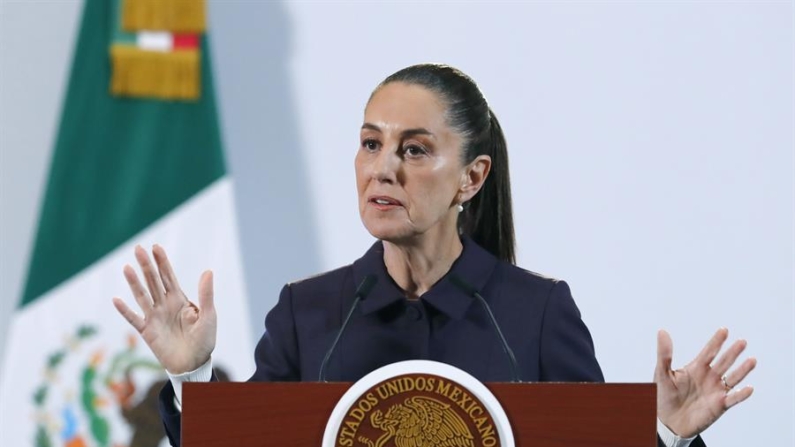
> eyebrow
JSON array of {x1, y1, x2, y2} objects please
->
[{"x1": 361, "y1": 123, "x2": 435, "y2": 138}]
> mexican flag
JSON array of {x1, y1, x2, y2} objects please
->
[{"x1": 0, "y1": 0, "x2": 254, "y2": 446}]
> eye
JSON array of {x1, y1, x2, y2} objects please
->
[
  {"x1": 361, "y1": 138, "x2": 380, "y2": 152},
  {"x1": 403, "y1": 144, "x2": 428, "y2": 158}
]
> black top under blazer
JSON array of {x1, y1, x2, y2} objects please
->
[{"x1": 159, "y1": 236, "x2": 705, "y2": 447}]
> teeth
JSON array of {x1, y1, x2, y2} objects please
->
[{"x1": 375, "y1": 199, "x2": 391, "y2": 205}]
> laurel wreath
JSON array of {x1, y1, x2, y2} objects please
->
[
  {"x1": 31, "y1": 325, "x2": 159, "y2": 447},
  {"x1": 32, "y1": 325, "x2": 97, "y2": 447}
]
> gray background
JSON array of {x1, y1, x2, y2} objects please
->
[{"x1": 1, "y1": 1, "x2": 792, "y2": 444}]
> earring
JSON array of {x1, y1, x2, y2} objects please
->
[{"x1": 457, "y1": 204, "x2": 464, "y2": 213}]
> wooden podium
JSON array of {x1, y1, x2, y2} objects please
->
[{"x1": 183, "y1": 382, "x2": 656, "y2": 446}]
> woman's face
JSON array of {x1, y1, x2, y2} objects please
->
[{"x1": 355, "y1": 82, "x2": 486, "y2": 244}]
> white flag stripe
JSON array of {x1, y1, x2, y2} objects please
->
[
  {"x1": 137, "y1": 31, "x2": 173, "y2": 52},
  {"x1": 0, "y1": 177, "x2": 254, "y2": 446}
]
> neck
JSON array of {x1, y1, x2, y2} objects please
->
[{"x1": 382, "y1": 229, "x2": 463, "y2": 300}]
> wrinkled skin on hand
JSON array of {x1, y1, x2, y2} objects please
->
[
  {"x1": 112, "y1": 245, "x2": 217, "y2": 374},
  {"x1": 655, "y1": 328, "x2": 756, "y2": 438}
]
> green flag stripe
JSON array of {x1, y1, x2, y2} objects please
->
[
  {"x1": 20, "y1": 0, "x2": 226, "y2": 307},
  {"x1": 111, "y1": 0, "x2": 136, "y2": 46}
]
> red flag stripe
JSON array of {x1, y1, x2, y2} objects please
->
[{"x1": 173, "y1": 34, "x2": 199, "y2": 50}]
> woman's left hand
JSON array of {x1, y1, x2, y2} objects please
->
[{"x1": 655, "y1": 328, "x2": 756, "y2": 438}]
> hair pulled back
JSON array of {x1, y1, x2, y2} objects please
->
[{"x1": 375, "y1": 64, "x2": 516, "y2": 264}]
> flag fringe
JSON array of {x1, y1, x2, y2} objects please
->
[
  {"x1": 110, "y1": 45, "x2": 200, "y2": 101},
  {"x1": 122, "y1": 0, "x2": 206, "y2": 33}
]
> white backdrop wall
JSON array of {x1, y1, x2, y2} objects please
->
[{"x1": 1, "y1": 1, "x2": 792, "y2": 445}]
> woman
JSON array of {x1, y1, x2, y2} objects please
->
[{"x1": 113, "y1": 64, "x2": 755, "y2": 447}]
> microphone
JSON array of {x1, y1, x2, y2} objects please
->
[
  {"x1": 318, "y1": 274, "x2": 378, "y2": 382},
  {"x1": 449, "y1": 274, "x2": 521, "y2": 383}
]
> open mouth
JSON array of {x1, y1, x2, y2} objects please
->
[{"x1": 369, "y1": 196, "x2": 403, "y2": 208}]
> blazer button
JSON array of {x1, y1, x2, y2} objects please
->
[{"x1": 405, "y1": 306, "x2": 422, "y2": 321}]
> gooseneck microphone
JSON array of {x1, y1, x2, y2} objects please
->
[
  {"x1": 449, "y1": 274, "x2": 521, "y2": 383},
  {"x1": 318, "y1": 274, "x2": 378, "y2": 382}
]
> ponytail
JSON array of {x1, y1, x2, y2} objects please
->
[{"x1": 459, "y1": 110, "x2": 516, "y2": 264}]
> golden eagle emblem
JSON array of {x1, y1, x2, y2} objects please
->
[{"x1": 358, "y1": 396, "x2": 475, "y2": 447}]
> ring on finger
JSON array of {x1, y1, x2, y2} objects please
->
[{"x1": 721, "y1": 375, "x2": 733, "y2": 391}]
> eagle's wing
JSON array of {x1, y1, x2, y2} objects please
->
[
  {"x1": 396, "y1": 396, "x2": 475, "y2": 447},
  {"x1": 389, "y1": 403, "x2": 422, "y2": 447}
]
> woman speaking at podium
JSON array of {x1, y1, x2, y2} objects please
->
[{"x1": 112, "y1": 64, "x2": 755, "y2": 447}]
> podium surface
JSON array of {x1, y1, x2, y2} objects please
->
[{"x1": 183, "y1": 382, "x2": 656, "y2": 446}]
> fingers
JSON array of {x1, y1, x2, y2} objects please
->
[
  {"x1": 135, "y1": 245, "x2": 165, "y2": 304},
  {"x1": 711, "y1": 339, "x2": 747, "y2": 376},
  {"x1": 123, "y1": 264, "x2": 152, "y2": 311},
  {"x1": 197, "y1": 270, "x2": 215, "y2": 313},
  {"x1": 695, "y1": 327, "x2": 729, "y2": 365},
  {"x1": 725, "y1": 357, "x2": 757, "y2": 389},
  {"x1": 654, "y1": 329, "x2": 674, "y2": 378},
  {"x1": 112, "y1": 297, "x2": 145, "y2": 332},
  {"x1": 725, "y1": 385, "x2": 754, "y2": 409},
  {"x1": 152, "y1": 244, "x2": 181, "y2": 293}
]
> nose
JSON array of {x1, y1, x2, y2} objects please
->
[{"x1": 370, "y1": 146, "x2": 400, "y2": 183}]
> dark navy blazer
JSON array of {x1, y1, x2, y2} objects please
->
[{"x1": 159, "y1": 237, "x2": 704, "y2": 447}]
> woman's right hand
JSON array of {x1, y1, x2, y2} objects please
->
[{"x1": 112, "y1": 245, "x2": 217, "y2": 374}]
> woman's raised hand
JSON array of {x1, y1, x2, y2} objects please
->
[
  {"x1": 112, "y1": 245, "x2": 217, "y2": 374},
  {"x1": 655, "y1": 328, "x2": 756, "y2": 438}
]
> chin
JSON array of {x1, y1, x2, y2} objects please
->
[{"x1": 361, "y1": 218, "x2": 415, "y2": 243}]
